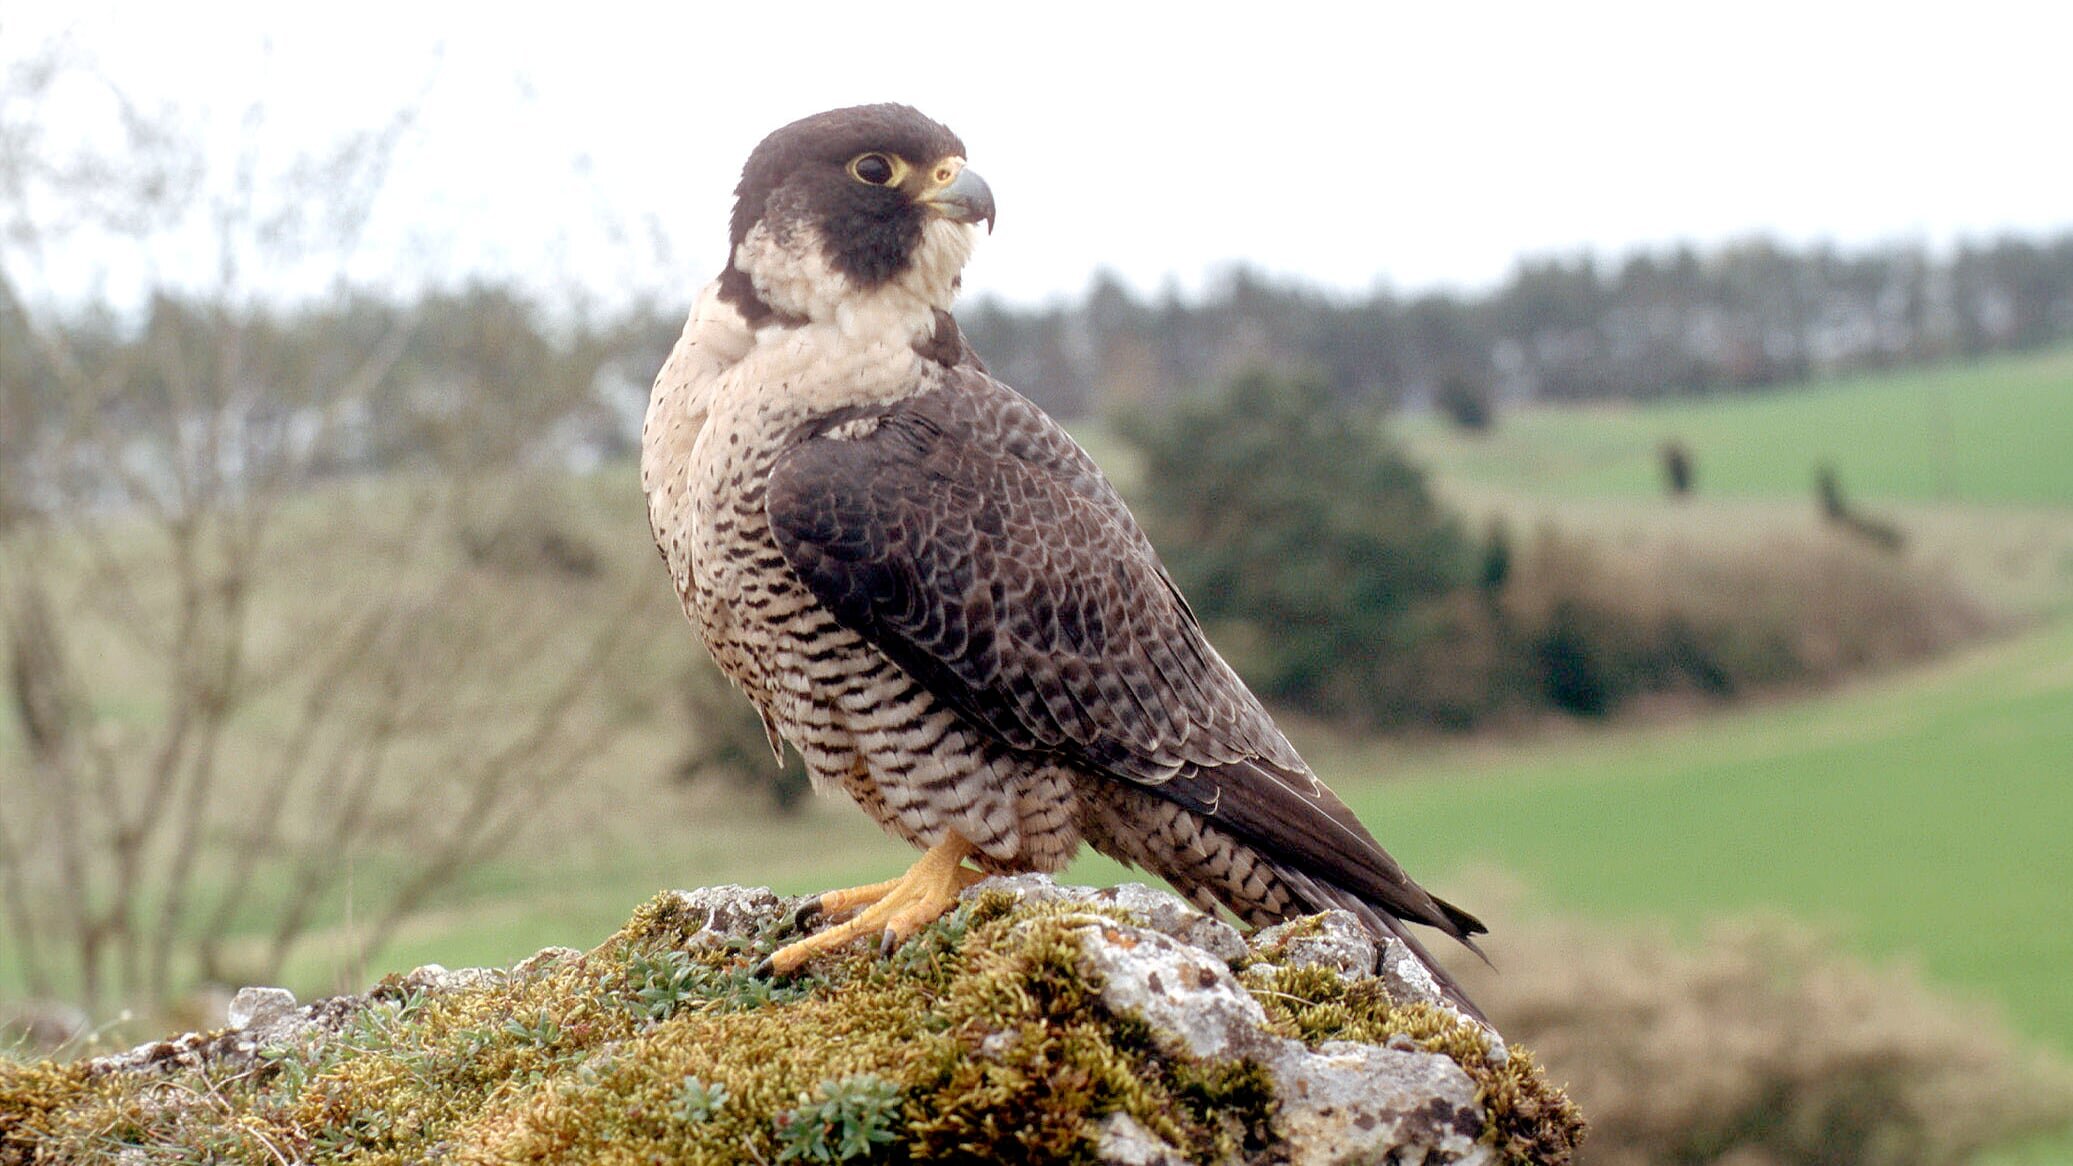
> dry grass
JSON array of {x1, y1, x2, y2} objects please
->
[
  {"x1": 1441, "y1": 903, "x2": 2073, "y2": 1166},
  {"x1": 1502, "y1": 525, "x2": 1996, "y2": 701},
  {"x1": 1441, "y1": 482, "x2": 2073, "y2": 623}
]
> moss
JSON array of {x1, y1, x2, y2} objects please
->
[
  {"x1": 1, "y1": 889, "x2": 1584, "y2": 1164},
  {"x1": 0, "y1": 1058, "x2": 93, "y2": 1166},
  {"x1": 1243, "y1": 963, "x2": 1587, "y2": 1165}
]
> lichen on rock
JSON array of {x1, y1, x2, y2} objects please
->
[{"x1": 0, "y1": 876, "x2": 1583, "y2": 1164}]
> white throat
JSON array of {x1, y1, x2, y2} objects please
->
[{"x1": 735, "y1": 217, "x2": 976, "y2": 346}]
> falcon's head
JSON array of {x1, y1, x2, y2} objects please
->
[{"x1": 723, "y1": 104, "x2": 995, "y2": 328}]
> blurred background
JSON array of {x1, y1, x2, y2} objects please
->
[{"x1": 3, "y1": 3, "x2": 2070, "y2": 1162}]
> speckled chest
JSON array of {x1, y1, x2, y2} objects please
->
[
  {"x1": 681, "y1": 326, "x2": 937, "y2": 720},
  {"x1": 683, "y1": 394, "x2": 817, "y2": 707}
]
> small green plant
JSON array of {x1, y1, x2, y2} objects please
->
[
  {"x1": 672, "y1": 1076, "x2": 730, "y2": 1123},
  {"x1": 703, "y1": 964, "x2": 814, "y2": 1012},
  {"x1": 256, "y1": 1045, "x2": 311, "y2": 1103},
  {"x1": 888, "y1": 902, "x2": 975, "y2": 975},
  {"x1": 623, "y1": 946, "x2": 813, "y2": 1021},
  {"x1": 503, "y1": 1010, "x2": 562, "y2": 1048},
  {"x1": 774, "y1": 1074, "x2": 904, "y2": 1162},
  {"x1": 626, "y1": 950, "x2": 705, "y2": 1021}
]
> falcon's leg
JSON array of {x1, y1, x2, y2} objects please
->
[{"x1": 760, "y1": 835, "x2": 985, "y2": 976}]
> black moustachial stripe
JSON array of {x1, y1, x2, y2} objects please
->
[{"x1": 728, "y1": 104, "x2": 968, "y2": 290}]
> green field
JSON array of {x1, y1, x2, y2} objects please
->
[
  {"x1": 1330, "y1": 617, "x2": 2073, "y2": 1048},
  {"x1": 1383, "y1": 348, "x2": 2073, "y2": 1052},
  {"x1": 1401, "y1": 345, "x2": 2073, "y2": 504}
]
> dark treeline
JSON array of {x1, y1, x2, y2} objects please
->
[{"x1": 961, "y1": 231, "x2": 2073, "y2": 418}]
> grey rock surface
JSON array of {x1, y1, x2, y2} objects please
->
[
  {"x1": 1095, "y1": 1112, "x2": 1193, "y2": 1165},
  {"x1": 669, "y1": 883, "x2": 793, "y2": 948},
  {"x1": 1271, "y1": 1041, "x2": 1493, "y2": 1165},
  {"x1": 225, "y1": 985, "x2": 297, "y2": 1031},
  {"x1": 968, "y1": 874, "x2": 1250, "y2": 963},
  {"x1": 225, "y1": 985, "x2": 305, "y2": 1051},
  {"x1": 1068, "y1": 908, "x2": 1498, "y2": 1165},
  {"x1": 1074, "y1": 917, "x2": 1276, "y2": 1062},
  {"x1": 397, "y1": 961, "x2": 507, "y2": 995},
  {"x1": 1253, "y1": 909, "x2": 1380, "y2": 978}
]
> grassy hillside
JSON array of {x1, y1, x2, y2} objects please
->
[
  {"x1": 1324, "y1": 617, "x2": 2073, "y2": 1051},
  {"x1": 1400, "y1": 345, "x2": 2073, "y2": 504},
  {"x1": 1088, "y1": 347, "x2": 2073, "y2": 620}
]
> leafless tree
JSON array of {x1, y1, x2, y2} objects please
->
[{"x1": 0, "y1": 39, "x2": 643, "y2": 1018}]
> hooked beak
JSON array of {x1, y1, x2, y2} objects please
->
[{"x1": 919, "y1": 163, "x2": 996, "y2": 234}]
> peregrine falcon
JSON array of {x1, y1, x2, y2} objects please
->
[{"x1": 642, "y1": 104, "x2": 1487, "y2": 1018}]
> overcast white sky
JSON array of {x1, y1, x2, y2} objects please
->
[{"x1": 9, "y1": 0, "x2": 2073, "y2": 308}]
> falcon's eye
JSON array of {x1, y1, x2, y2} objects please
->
[{"x1": 850, "y1": 153, "x2": 897, "y2": 186}]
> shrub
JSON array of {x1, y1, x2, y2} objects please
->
[
  {"x1": 1443, "y1": 910, "x2": 2073, "y2": 1166},
  {"x1": 1118, "y1": 366, "x2": 1474, "y2": 727},
  {"x1": 1437, "y1": 371, "x2": 1497, "y2": 432},
  {"x1": 1490, "y1": 528, "x2": 1991, "y2": 716},
  {"x1": 774, "y1": 1074, "x2": 903, "y2": 1163}
]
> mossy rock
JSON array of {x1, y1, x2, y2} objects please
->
[{"x1": 0, "y1": 877, "x2": 1583, "y2": 1164}]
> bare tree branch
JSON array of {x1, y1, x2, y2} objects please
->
[{"x1": 0, "y1": 40, "x2": 651, "y2": 1024}]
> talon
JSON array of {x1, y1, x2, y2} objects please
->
[
  {"x1": 777, "y1": 900, "x2": 822, "y2": 935},
  {"x1": 754, "y1": 836, "x2": 979, "y2": 974},
  {"x1": 748, "y1": 955, "x2": 776, "y2": 980}
]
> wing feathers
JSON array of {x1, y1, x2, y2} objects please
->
[{"x1": 766, "y1": 366, "x2": 1483, "y2": 946}]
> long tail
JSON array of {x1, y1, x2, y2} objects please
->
[{"x1": 1078, "y1": 782, "x2": 1492, "y2": 1024}]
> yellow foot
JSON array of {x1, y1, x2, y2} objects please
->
[{"x1": 760, "y1": 836, "x2": 985, "y2": 976}]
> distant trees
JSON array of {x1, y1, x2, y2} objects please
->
[{"x1": 960, "y1": 235, "x2": 2073, "y2": 420}]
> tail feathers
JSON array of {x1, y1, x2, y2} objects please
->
[
  {"x1": 1434, "y1": 894, "x2": 1489, "y2": 944},
  {"x1": 1276, "y1": 866, "x2": 1491, "y2": 1027}
]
